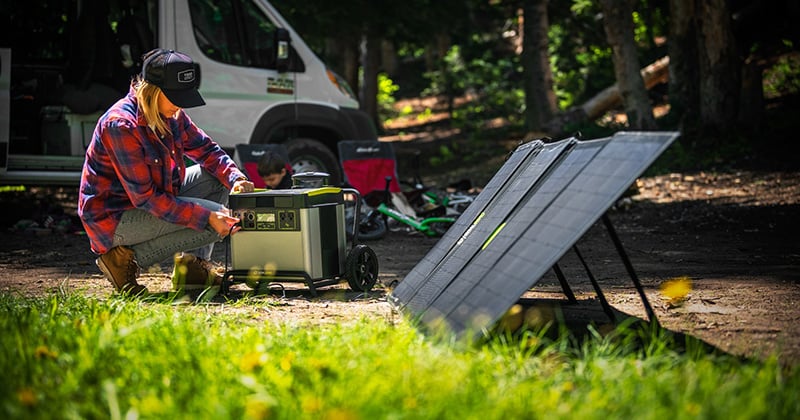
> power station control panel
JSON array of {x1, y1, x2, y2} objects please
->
[{"x1": 235, "y1": 209, "x2": 299, "y2": 231}]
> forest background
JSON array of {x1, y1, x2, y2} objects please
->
[{"x1": 273, "y1": 0, "x2": 800, "y2": 172}]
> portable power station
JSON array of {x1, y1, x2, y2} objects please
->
[{"x1": 224, "y1": 186, "x2": 378, "y2": 295}]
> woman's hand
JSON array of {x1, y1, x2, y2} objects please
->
[
  {"x1": 232, "y1": 179, "x2": 255, "y2": 193},
  {"x1": 208, "y1": 208, "x2": 241, "y2": 237}
]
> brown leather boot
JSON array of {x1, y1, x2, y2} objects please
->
[
  {"x1": 96, "y1": 246, "x2": 147, "y2": 295},
  {"x1": 172, "y1": 253, "x2": 224, "y2": 291}
]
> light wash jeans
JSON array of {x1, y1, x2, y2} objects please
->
[{"x1": 111, "y1": 165, "x2": 229, "y2": 268}]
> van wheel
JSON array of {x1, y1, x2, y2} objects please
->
[{"x1": 284, "y1": 138, "x2": 342, "y2": 185}]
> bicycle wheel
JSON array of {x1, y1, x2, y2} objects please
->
[{"x1": 356, "y1": 211, "x2": 387, "y2": 241}]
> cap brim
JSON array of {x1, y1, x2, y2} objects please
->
[{"x1": 162, "y1": 88, "x2": 206, "y2": 109}]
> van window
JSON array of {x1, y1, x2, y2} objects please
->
[
  {"x1": 189, "y1": 0, "x2": 304, "y2": 72},
  {"x1": 8, "y1": 0, "x2": 157, "y2": 92},
  {"x1": 7, "y1": 0, "x2": 158, "y2": 152}
]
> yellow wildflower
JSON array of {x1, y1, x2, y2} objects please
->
[{"x1": 660, "y1": 276, "x2": 693, "y2": 306}]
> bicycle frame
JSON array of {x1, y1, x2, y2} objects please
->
[{"x1": 376, "y1": 202, "x2": 455, "y2": 237}]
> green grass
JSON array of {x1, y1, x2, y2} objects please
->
[{"x1": 1, "y1": 293, "x2": 797, "y2": 419}]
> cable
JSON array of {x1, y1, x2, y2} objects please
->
[{"x1": 221, "y1": 224, "x2": 235, "y2": 294}]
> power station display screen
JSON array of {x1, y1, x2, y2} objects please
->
[
  {"x1": 257, "y1": 213, "x2": 275, "y2": 223},
  {"x1": 255, "y1": 212, "x2": 277, "y2": 230}
]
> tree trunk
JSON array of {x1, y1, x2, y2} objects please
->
[
  {"x1": 381, "y1": 40, "x2": 398, "y2": 77},
  {"x1": 599, "y1": 0, "x2": 657, "y2": 129},
  {"x1": 326, "y1": 36, "x2": 360, "y2": 99},
  {"x1": 424, "y1": 33, "x2": 451, "y2": 73},
  {"x1": 696, "y1": 0, "x2": 740, "y2": 131},
  {"x1": 343, "y1": 39, "x2": 360, "y2": 100},
  {"x1": 521, "y1": 0, "x2": 557, "y2": 132},
  {"x1": 361, "y1": 34, "x2": 382, "y2": 131},
  {"x1": 668, "y1": 0, "x2": 700, "y2": 128},
  {"x1": 738, "y1": 56, "x2": 764, "y2": 130}
]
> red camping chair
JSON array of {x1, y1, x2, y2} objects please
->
[
  {"x1": 338, "y1": 139, "x2": 451, "y2": 214},
  {"x1": 338, "y1": 140, "x2": 454, "y2": 239},
  {"x1": 337, "y1": 140, "x2": 402, "y2": 201}
]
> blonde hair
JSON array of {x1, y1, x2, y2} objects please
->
[{"x1": 133, "y1": 76, "x2": 170, "y2": 138}]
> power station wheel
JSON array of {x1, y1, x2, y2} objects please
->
[{"x1": 345, "y1": 245, "x2": 379, "y2": 292}]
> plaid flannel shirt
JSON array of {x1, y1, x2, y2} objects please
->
[{"x1": 78, "y1": 89, "x2": 246, "y2": 254}]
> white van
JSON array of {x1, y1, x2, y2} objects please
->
[{"x1": 1, "y1": 0, "x2": 375, "y2": 185}]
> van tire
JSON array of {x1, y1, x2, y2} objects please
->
[{"x1": 284, "y1": 138, "x2": 342, "y2": 186}]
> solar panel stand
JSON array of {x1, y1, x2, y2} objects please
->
[
  {"x1": 551, "y1": 263, "x2": 578, "y2": 303},
  {"x1": 571, "y1": 244, "x2": 618, "y2": 324},
  {"x1": 601, "y1": 213, "x2": 660, "y2": 328}
]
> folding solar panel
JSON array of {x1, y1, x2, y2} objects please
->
[{"x1": 389, "y1": 131, "x2": 680, "y2": 336}]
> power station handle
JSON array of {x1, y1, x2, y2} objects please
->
[
  {"x1": 342, "y1": 188, "x2": 362, "y2": 246},
  {"x1": 380, "y1": 176, "x2": 393, "y2": 232}
]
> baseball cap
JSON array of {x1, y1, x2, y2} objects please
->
[{"x1": 141, "y1": 49, "x2": 206, "y2": 108}]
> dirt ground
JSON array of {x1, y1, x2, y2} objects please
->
[{"x1": 1, "y1": 167, "x2": 798, "y2": 366}]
